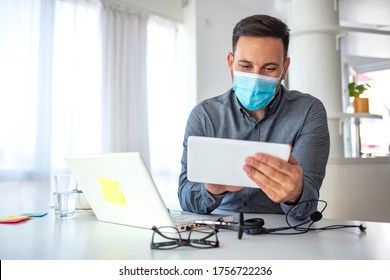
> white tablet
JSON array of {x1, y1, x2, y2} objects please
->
[{"x1": 187, "y1": 136, "x2": 290, "y2": 188}]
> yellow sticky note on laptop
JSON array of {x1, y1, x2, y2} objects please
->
[{"x1": 98, "y1": 177, "x2": 127, "y2": 206}]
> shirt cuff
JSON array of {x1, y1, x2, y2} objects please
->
[{"x1": 201, "y1": 185, "x2": 226, "y2": 205}]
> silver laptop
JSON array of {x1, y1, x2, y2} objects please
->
[{"x1": 64, "y1": 152, "x2": 233, "y2": 231}]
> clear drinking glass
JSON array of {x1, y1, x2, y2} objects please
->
[{"x1": 52, "y1": 174, "x2": 77, "y2": 220}]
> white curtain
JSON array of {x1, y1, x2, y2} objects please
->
[
  {"x1": 51, "y1": 0, "x2": 103, "y2": 170},
  {"x1": 100, "y1": 0, "x2": 150, "y2": 167},
  {"x1": 0, "y1": 0, "x2": 103, "y2": 181},
  {"x1": 0, "y1": 0, "x2": 154, "y2": 183},
  {"x1": 0, "y1": 0, "x2": 55, "y2": 181}
]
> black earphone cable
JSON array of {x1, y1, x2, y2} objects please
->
[
  {"x1": 235, "y1": 199, "x2": 367, "y2": 237},
  {"x1": 202, "y1": 199, "x2": 367, "y2": 239}
]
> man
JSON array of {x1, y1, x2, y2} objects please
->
[{"x1": 178, "y1": 14, "x2": 330, "y2": 220}]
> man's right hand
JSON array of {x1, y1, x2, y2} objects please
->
[{"x1": 205, "y1": 183, "x2": 243, "y2": 195}]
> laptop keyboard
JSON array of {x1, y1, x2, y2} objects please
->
[{"x1": 170, "y1": 210, "x2": 233, "y2": 226}]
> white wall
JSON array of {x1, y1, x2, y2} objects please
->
[
  {"x1": 321, "y1": 158, "x2": 390, "y2": 222},
  {"x1": 192, "y1": 0, "x2": 241, "y2": 101}
]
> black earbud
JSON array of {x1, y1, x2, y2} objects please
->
[
  {"x1": 237, "y1": 211, "x2": 267, "y2": 238},
  {"x1": 216, "y1": 212, "x2": 266, "y2": 239},
  {"x1": 310, "y1": 211, "x2": 323, "y2": 222},
  {"x1": 359, "y1": 225, "x2": 367, "y2": 232},
  {"x1": 241, "y1": 218, "x2": 266, "y2": 235}
]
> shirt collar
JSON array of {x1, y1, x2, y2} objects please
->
[{"x1": 267, "y1": 84, "x2": 284, "y2": 115}]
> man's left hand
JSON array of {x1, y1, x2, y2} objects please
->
[{"x1": 243, "y1": 152, "x2": 303, "y2": 204}]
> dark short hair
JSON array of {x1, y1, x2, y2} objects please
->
[{"x1": 232, "y1": 14, "x2": 290, "y2": 57}]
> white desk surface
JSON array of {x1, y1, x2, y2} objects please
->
[
  {"x1": 1, "y1": 209, "x2": 390, "y2": 260},
  {"x1": 1, "y1": 181, "x2": 390, "y2": 260}
]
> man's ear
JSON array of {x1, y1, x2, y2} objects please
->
[
  {"x1": 282, "y1": 57, "x2": 290, "y2": 80},
  {"x1": 227, "y1": 52, "x2": 234, "y2": 79}
]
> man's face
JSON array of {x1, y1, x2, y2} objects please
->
[{"x1": 228, "y1": 36, "x2": 290, "y2": 85}]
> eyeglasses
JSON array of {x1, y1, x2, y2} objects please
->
[{"x1": 150, "y1": 225, "x2": 219, "y2": 250}]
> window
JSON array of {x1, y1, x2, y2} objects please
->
[
  {"x1": 0, "y1": 0, "x2": 102, "y2": 181},
  {"x1": 353, "y1": 69, "x2": 390, "y2": 157},
  {"x1": 0, "y1": 0, "x2": 41, "y2": 179},
  {"x1": 51, "y1": 0, "x2": 103, "y2": 170},
  {"x1": 147, "y1": 16, "x2": 193, "y2": 207},
  {"x1": 0, "y1": 0, "x2": 193, "y2": 205}
]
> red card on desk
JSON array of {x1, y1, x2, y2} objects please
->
[{"x1": 0, "y1": 216, "x2": 31, "y2": 223}]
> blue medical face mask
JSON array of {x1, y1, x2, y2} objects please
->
[{"x1": 233, "y1": 70, "x2": 283, "y2": 111}]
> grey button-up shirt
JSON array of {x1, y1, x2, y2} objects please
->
[{"x1": 178, "y1": 85, "x2": 330, "y2": 219}]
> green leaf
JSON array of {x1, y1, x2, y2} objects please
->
[{"x1": 348, "y1": 82, "x2": 371, "y2": 98}]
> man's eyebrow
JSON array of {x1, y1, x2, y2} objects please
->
[
  {"x1": 263, "y1": 62, "x2": 280, "y2": 67},
  {"x1": 236, "y1": 59, "x2": 252, "y2": 64},
  {"x1": 236, "y1": 60, "x2": 280, "y2": 67}
]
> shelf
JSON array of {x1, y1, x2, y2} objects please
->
[{"x1": 328, "y1": 113, "x2": 383, "y2": 120}]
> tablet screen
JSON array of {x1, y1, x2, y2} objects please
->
[{"x1": 187, "y1": 136, "x2": 290, "y2": 188}]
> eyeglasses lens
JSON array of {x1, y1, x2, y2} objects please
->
[
  {"x1": 152, "y1": 226, "x2": 181, "y2": 249},
  {"x1": 188, "y1": 226, "x2": 218, "y2": 248}
]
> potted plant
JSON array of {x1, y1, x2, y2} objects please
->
[{"x1": 348, "y1": 82, "x2": 371, "y2": 113}]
